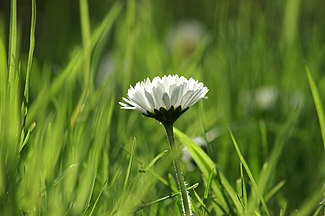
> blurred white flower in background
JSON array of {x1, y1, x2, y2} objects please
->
[
  {"x1": 240, "y1": 85, "x2": 305, "y2": 114},
  {"x1": 96, "y1": 54, "x2": 115, "y2": 86},
  {"x1": 181, "y1": 136, "x2": 207, "y2": 171},
  {"x1": 166, "y1": 19, "x2": 206, "y2": 58},
  {"x1": 254, "y1": 86, "x2": 279, "y2": 111},
  {"x1": 182, "y1": 127, "x2": 223, "y2": 171},
  {"x1": 240, "y1": 86, "x2": 279, "y2": 113},
  {"x1": 285, "y1": 90, "x2": 305, "y2": 110}
]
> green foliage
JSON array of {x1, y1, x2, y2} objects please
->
[{"x1": 0, "y1": 0, "x2": 324, "y2": 215}]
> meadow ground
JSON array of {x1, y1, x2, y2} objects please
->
[{"x1": 0, "y1": 0, "x2": 324, "y2": 215}]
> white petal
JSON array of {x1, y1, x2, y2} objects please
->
[
  {"x1": 152, "y1": 86, "x2": 164, "y2": 108},
  {"x1": 180, "y1": 90, "x2": 194, "y2": 108},
  {"x1": 145, "y1": 90, "x2": 155, "y2": 110},
  {"x1": 183, "y1": 88, "x2": 204, "y2": 108},
  {"x1": 162, "y1": 92, "x2": 171, "y2": 109},
  {"x1": 170, "y1": 86, "x2": 180, "y2": 105}
]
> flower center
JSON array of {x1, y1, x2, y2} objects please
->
[{"x1": 143, "y1": 106, "x2": 189, "y2": 125}]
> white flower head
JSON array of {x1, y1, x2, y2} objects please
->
[{"x1": 119, "y1": 75, "x2": 208, "y2": 124}]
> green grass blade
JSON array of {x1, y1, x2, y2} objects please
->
[
  {"x1": 123, "y1": 138, "x2": 136, "y2": 191},
  {"x1": 147, "y1": 169, "x2": 169, "y2": 187},
  {"x1": 228, "y1": 128, "x2": 270, "y2": 216},
  {"x1": 134, "y1": 192, "x2": 179, "y2": 213},
  {"x1": 193, "y1": 189, "x2": 208, "y2": 213},
  {"x1": 292, "y1": 187, "x2": 324, "y2": 216},
  {"x1": 19, "y1": 122, "x2": 36, "y2": 152},
  {"x1": 0, "y1": 18, "x2": 8, "y2": 155},
  {"x1": 89, "y1": 179, "x2": 108, "y2": 216},
  {"x1": 312, "y1": 204, "x2": 324, "y2": 216},
  {"x1": 0, "y1": 19, "x2": 8, "y2": 94},
  {"x1": 143, "y1": 150, "x2": 168, "y2": 172},
  {"x1": 215, "y1": 170, "x2": 236, "y2": 215},
  {"x1": 203, "y1": 168, "x2": 214, "y2": 200},
  {"x1": 264, "y1": 180, "x2": 285, "y2": 202},
  {"x1": 5, "y1": 0, "x2": 20, "y2": 186},
  {"x1": 174, "y1": 128, "x2": 214, "y2": 170},
  {"x1": 279, "y1": 199, "x2": 288, "y2": 216},
  {"x1": 306, "y1": 65, "x2": 325, "y2": 149},
  {"x1": 168, "y1": 173, "x2": 178, "y2": 193},
  {"x1": 52, "y1": 163, "x2": 80, "y2": 187},
  {"x1": 24, "y1": 0, "x2": 36, "y2": 104},
  {"x1": 8, "y1": 0, "x2": 17, "y2": 87},
  {"x1": 19, "y1": 0, "x2": 36, "y2": 152},
  {"x1": 80, "y1": 0, "x2": 92, "y2": 91},
  {"x1": 240, "y1": 162, "x2": 248, "y2": 208}
]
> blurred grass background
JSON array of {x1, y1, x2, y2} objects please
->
[{"x1": 0, "y1": 0, "x2": 324, "y2": 215}]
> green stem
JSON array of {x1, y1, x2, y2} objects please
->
[{"x1": 164, "y1": 123, "x2": 191, "y2": 216}]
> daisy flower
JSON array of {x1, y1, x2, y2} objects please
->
[{"x1": 119, "y1": 75, "x2": 208, "y2": 125}]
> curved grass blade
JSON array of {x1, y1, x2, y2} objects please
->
[
  {"x1": 306, "y1": 65, "x2": 325, "y2": 149},
  {"x1": 193, "y1": 189, "x2": 209, "y2": 214},
  {"x1": 142, "y1": 150, "x2": 168, "y2": 173},
  {"x1": 264, "y1": 180, "x2": 285, "y2": 202},
  {"x1": 89, "y1": 179, "x2": 108, "y2": 216},
  {"x1": 174, "y1": 128, "x2": 243, "y2": 214}
]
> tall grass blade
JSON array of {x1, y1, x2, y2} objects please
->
[
  {"x1": 306, "y1": 65, "x2": 325, "y2": 149},
  {"x1": 0, "y1": 19, "x2": 7, "y2": 79},
  {"x1": 123, "y1": 138, "x2": 136, "y2": 191},
  {"x1": 8, "y1": 0, "x2": 17, "y2": 87},
  {"x1": 80, "y1": 0, "x2": 92, "y2": 91},
  {"x1": 24, "y1": 0, "x2": 36, "y2": 104},
  {"x1": 228, "y1": 128, "x2": 270, "y2": 216},
  {"x1": 0, "y1": 19, "x2": 8, "y2": 170},
  {"x1": 19, "y1": 0, "x2": 36, "y2": 152},
  {"x1": 89, "y1": 179, "x2": 108, "y2": 216}
]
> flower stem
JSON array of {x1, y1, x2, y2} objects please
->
[{"x1": 164, "y1": 123, "x2": 191, "y2": 216}]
